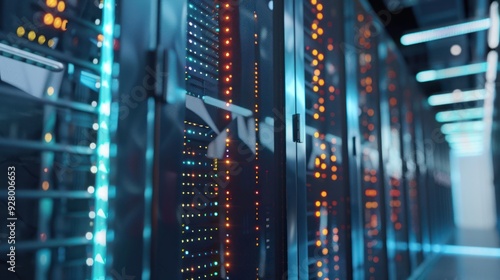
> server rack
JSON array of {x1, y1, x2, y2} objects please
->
[
  {"x1": 343, "y1": 1, "x2": 455, "y2": 278},
  {"x1": 115, "y1": 0, "x2": 289, "y2": 279},
  {"x1": 181, "y1": 1, "x2": 223, "y2": 278},
  {"x1": 302, "y1": 0, "x2": 351, "y2": 279},
  {"x1": 419, "y1": 103, "x2": 454, "y2": 246},
  {"x1": 0, "y1": 1, "x2": 116, "y2": 279},
  {"x1": 412, "y1": 88, "x2": 432, "y2": 260},
  {"x1": 400, "y1": 61, "x2": 424, "y2": 271},
  {"x1": 378, "y1": 37, "x2": 411, "y2": 280},
  {"x1": 182, "y1": 1, "x2": 286, "y2": 278},
  {"x1": 351, "y1": 1, "x2": 389, "y2": 279}
]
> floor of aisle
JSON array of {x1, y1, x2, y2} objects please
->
[{"x1": 413, "y1": 229, "x2": 500, "y2": 280}]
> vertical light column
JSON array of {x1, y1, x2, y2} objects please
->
[
  {"x1": 253, "y1": 8, "x2": 261, "y2": 279},
  {"x1": 220, "y1": 1, "x2": 233, "y2": 276},
  {"x1": 92, "y1": 0, "x2": 115, "y2": 279}
]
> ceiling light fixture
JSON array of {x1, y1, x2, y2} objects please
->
[
  {"x1": 401, "y1": 18, "x2": 491, "y2": 46},
  {"x1": 428, "y1": 89, "x2": 486, "y2": 106},
  {"x1": 416, "y1": 62, "x2": 488, "y2": 82}
]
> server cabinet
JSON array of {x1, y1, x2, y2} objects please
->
[
  {"x1": 114, "y1": 0, "x2": 291, "y2": 279},
  {"x1": 412, "y1": 91, "x2": 432, "y2": 260},
  {"x1": 378, "y1": 38, "x2": 411, "y2": 280},
  {"x1": 302, "y1": 0, "x2": 352, "y2": 279},
  {"x1": 0, "y1": 1, "x2": 116, "y2": 280},
  {"x1": 181, "y1": 1, "x2": 285, "y2": 278},
  {"x1": 419, "y1": 104, "x2": 454, "y2": 246},
  {"x1": 400, "y1": 64, "x2": 424, "y2": 271},
  {"x1": 349, "y1": 1, "x2": 389, "y2": 279}
]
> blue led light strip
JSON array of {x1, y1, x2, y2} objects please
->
[
  {"x1": 428, "y1": 89, "x2": 486, "y2": 106},
  {"x1": 417, "y1": 62, "x2": 488, "y2": 82},
  {"x1": 445, "y1": 133, "x2": 483, "y2": 144},
  {"x1": 401, "y1": 18, "x2": 491, "y2": 46},
  {"x1": 435, "y1": 107, "x2": 484, "y2": 122},
  {"x1": 92, "y1": 0, "x2": 115, "y2": 279},
  {"x1": 441, "y1": 121, "x2": 484, "y2": 134}
]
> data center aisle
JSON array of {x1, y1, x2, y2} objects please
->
[{"x1": 413, "y1": 229, "x2": 500, "y2": 280}]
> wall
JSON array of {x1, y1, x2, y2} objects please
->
[{"x1": 451, "y1": 151, "x2": 497, "y2": 229}]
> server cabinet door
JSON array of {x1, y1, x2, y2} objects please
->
[
  {"x1": 401, "y1": 70, "x2": 424, "y2": 271},
  {"x1": 345, "y1": 1, "x2": 390, "y2": 279},
  {"x1": 378, "y1": 39, "x2": 411, "y2": 280},
  {"x1": 300, "y1": 0, "x2": 353, "y2": 279},
  {"x1": 413, "y1": 93, "x2": 432, "y2": 260}
]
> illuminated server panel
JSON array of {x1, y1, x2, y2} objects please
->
[
  {"x1": 303, "y1": 0, "x2": 350, "y2": 279},
  {"x1": 0, "y1": 0, "x2": 115, "y2": 280},
  {"x1": 234, "y1": 1, "x2": 283, "y2": 278},
  {"x1": 182, "y1": 1, "x2": 275, "y2": 278},
  {"x1": 180, "y1": 121, "x2": 220, "y2": 279},
  {"x1": 354, "y1": 1, "x2": 388, "y2": 279},
  {"x1": 401, "y1": 70, "x2": 423, "y2": 270},
  {"x1": 181, "y1": 1, "x2": 223, "y2": 279},
  {"x1": 379, "y1": 43, "x2": 410, "y2": 279}
]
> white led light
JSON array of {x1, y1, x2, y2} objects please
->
[
  {"x1": 95, "y1": 230, "x2": 107, "y2": 246},
  {"x1": 93, "y1": 123, "x2": 99, "y2": 130},
  {"x1": 98, "y1": 143, "x2": 110, "y2": 158},
  {"x1": 95, "y1": 254, "x2": 105, "y2": 264},
  {"x1": 97, "y1": 209, "x2": 106, "y2": 219},
  {"x1": 86, "y1": 258, "x2": 94, "y2": 266},
  {"x1": 102, "y1": 62, "x2": 111, "y2": 74},
  {"x1": 86, "y1": 232, "x2": 93, "y2": 240},
  {"x1": 97, "y1": 186, "x2": 108, "y2": 202},
  {"x1": 90, "y1": 143, "x2": 96, "y2": 149},
  {"x1": 90, "y1": 166, "x2": 98, "y2": 174},
  {"x1": 91, "y1": 101, "x2": 98, "y2": 107},
  {"x1": 100, "y1": 102, "x2": 111, "y2": 116},
  {"x1": 104, "y1": 24, "x2": 113, "y2": 35},
  {"x1": 87, "y1": 186, "x2": 95, "y2": 194},
  {"x1": 89, "y1": 211, "x2": 96, "y2": 219},
  {"x1": 97, "y1": 209, "x2": 107, "y2": 218},
  {"x1": 450, "y1": 44, "x2": 462, "y2": 56}
]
